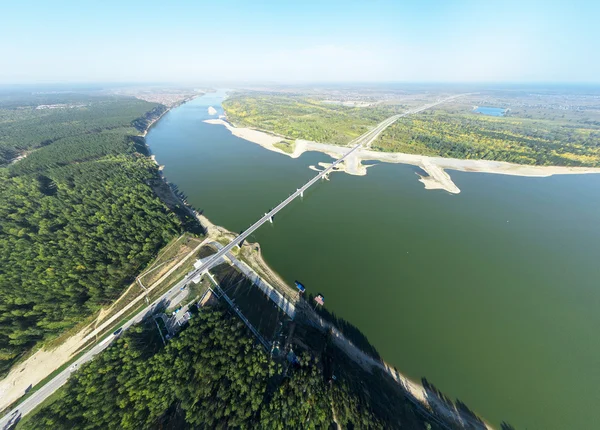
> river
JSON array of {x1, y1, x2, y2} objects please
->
[{"x1": 147, "y1": 90, "x2": 600, "y2": 430}]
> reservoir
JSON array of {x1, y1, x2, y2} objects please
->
[
  {"x1": 474, "y1": 106, "x2": 507, "y2": 116},
  {"x1": 147, "y1": 91, "x2": 600, "y2": 430}
]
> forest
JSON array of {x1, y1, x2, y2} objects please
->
[
  {"x1": 22, "y1": 306, "x2": 438, "y2": 430},
  {"x1": 374, "y1": 110, "x2": 600, "y2": 166},
  {"x1": 0, "y1": 95, "x2": 159, "y2": 165},
  {"x1": 0, "y1": 95, "x2": 182, "y2": 376}
]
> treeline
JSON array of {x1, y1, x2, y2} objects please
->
[
  {"x1": 9, "y1": 128, "x2": 142, "y2": 175},
  {"x1": 374, "y1": 111, "x2": 600, "y2": 166},
  {"x1": 0, "y1": 95, "x2": 184, "y2": 375},
  {"x1": 223, "y1": 94, "x2": 398, "y2": 145},
  {"x1": 23, "y1": 307, "x2": 437, "y2": 429},
  {"x1": 0, "y1": 156, "x2": 180, "y2": 372},
  {"x1": 224, "y1": 93, "x2": 600, "y2": 167},
  {"x1": 0, "y1": 96, "x2": 158, "y2": 164},
  {"x1": 131, "y1": 104, "x2": 168, "y2": 133}
]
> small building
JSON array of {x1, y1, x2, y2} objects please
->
[
  {"x1": 294, "y1": 281, "x2": 305, "y2": 293},
  {"x1": 314, "y1": 294, "x2": 324, "y2": 306}
]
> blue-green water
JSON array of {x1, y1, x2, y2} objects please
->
[
  {"x1": 147, "y1": 91, "x2": 600, "y2": 429},
  {"x1": 474, "y1": 106, "x2": 507, "y2": 116}
]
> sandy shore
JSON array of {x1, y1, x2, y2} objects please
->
[
  {"x1": 204, "y1": 119, "x2": 600, "y2": 193},
  {"x1": 204, "y1": 118, "x2": 285, "y2": 147}
]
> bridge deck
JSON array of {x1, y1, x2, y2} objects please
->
[{"x1": 189, "y1": 95, "x2": 465, "y2": 280}]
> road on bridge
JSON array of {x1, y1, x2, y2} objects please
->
[
  {"x1": 183, "y1": 93, "x2": 466, "y2": 283},
  {"x1": 0, "y1": 94, "x2": 465, "y2": 429}
]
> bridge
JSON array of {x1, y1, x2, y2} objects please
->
[
  {"x1": 187, "y1": 94, "x2": 465, "y2": 279},
  {"x1": 0, "y1": 94, "x2": 464, "y2": 429}
]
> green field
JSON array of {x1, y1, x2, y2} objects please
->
[
  {"x1": 223, "y1": 93, "x2": 399, "y2": 145},
  {"x1": 374, "y1": 110, "x2": 600, "y2": 166},
  {"x1": 223, "y1": 91, "x2": 600, "y2": 167}
]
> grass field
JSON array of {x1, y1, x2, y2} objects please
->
[
  {"x1": 223, "y1": 91, "x2": 600, "y2": 167},
  {"x1": 223, "y1": 93, "x2": 398, "y2": 145}
]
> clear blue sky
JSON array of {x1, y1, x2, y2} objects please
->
[{"x1": 2, "y1": 0, "x2": 598, "y2": 83}]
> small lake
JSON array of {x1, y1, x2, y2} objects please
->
[
  {"x1": 147, "y1": 91, "x2": 600, "y2": 430},
  {"x1": 474, "y1": 106, "x2": 507, "y2": 116}
]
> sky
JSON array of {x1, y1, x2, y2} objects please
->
[{"x1": 1, "y1": 0, "x2": 599, "y2": 84}]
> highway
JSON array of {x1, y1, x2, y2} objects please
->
[
  {"x1": 0, "y1": 94, "x2": 463, "y2": 429},
  {"x1": 179, "y1": 94, "x2": 466, "y2": 285},
  {"x1": 0, "y1": 274, "x2": 191, "y2": 429}
]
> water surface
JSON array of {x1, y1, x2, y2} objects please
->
[
  {"x1": 474, "y1": 106, "x2": 507, "y2": 116},
  {"x1": 148, "y1": 91, "x2": 600, "y2": 430}
]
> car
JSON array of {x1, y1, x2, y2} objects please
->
[{"x1": 4, "y1": 410, "x2": 21, "y2": 428}]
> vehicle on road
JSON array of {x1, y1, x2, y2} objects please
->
[
  {"x1": 2, "y1": 410, "x2": 20, "y2": 430},
  {"x1": 113, "y1": 328, "x2": 123, "y2": 336}
]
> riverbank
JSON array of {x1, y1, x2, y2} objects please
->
[
  {"x1": 0, "y1": 100, "x2": 203, "y2": 414},
  {"x1": 197, "y1": 212, "x2": 494, "y2": 429},
  {"x1": 141, "y1": 94, "x2": 201, "y2": 138},
  {"x1": 204, "y1": 118, "x2": 600, "y2": 194},
  {"x1": 146, "y1": 92, "x2": 600, "y2": 429}
]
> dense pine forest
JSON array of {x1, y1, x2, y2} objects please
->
[
  {"x1": 0, "y1": 94, "x2": 181, "y2": 375},
  {"x1": 0, "y1": 94, "x2": 164, "y2": 165},
  {"x1": 22, "y1": 307, "x2": 438, "y2": 430}
]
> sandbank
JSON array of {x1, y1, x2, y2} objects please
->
[{"x1": 204, "y1": 120, "x2": 600, "y2": 194}]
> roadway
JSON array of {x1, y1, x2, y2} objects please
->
[
  {"x1": 179, "y1": 93, "x2": 466, "y2": 285},
  {"x1": 0, "y1": 274, "x2": 192, "y2": 429},
  {"x1": 0, "y1": 94, "x2": 463, "y2": 429}
]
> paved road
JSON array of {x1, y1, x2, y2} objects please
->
[
  {"x1": 0, "y1": 274, "x2": 191, "y2": 429},
  {"x1": 181, "y1": 95, "x2": 465, "y2": 288},
  {"x1": 0, "y1": 95, "x2": 464, "y2": 428}
]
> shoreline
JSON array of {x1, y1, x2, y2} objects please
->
[
  {"x1": 0, "y1": 97, "x2": 203, "y2": 414},
  {"x1": 203, "y1": 118, "x2": 600, "y2": 194},
  {"x1": 141, "y1": 94, "x2": 201, "y2": 138},
  {"x1": 192, "y1": 210, "x2": 494, "y2": 429},
  {"x1": 1, "y1": 96, "x2": 491, "y2": 428}
]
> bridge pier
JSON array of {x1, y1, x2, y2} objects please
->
[
  {"x1": 298, "y1": 189, "x2": 304, "y2": 198},
  {"x1": 265, "y1": 213, "x2": 274, "y2": 223}
]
